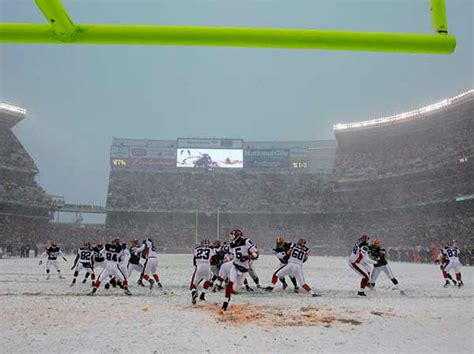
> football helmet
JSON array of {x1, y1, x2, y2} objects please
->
[
  {"x1": 372, "y1": 239, "x2": 381, "y2": 247},
  {"x1": 229, "y1": 229, "x2": 243, "y2": 241},
  {"x1": 83, "y1": 241, "x2": 91, "y2": 248},
  {"x1": 112, "y1": 237, "x2": 121, "y2": 246},
  {"x1": 50, "y1": 240, "x2": 57, "y2": 247},
  {"x1": 359, "y1": 234, "x2": 370, "y2": 244},
  {"x1": 201, "y1": 239, "x2": 210, "y2": 246},
  {"x1": 276, "y1": 236, "x2": 285, "y2": 246},
  {"x1": 297, "y1": 238, "x2": 306, "y2": 246}
]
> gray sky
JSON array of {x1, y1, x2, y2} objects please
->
[{"x1": 1, "y1": 0, "x2": 473, "y2": 207}]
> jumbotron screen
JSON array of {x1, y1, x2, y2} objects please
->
[{"x1": 176, "y1": 148, "x2": 243, "y2": 168}]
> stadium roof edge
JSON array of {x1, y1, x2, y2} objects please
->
[
  {"x1": 333, "y1": 89, "x2": 474, "y2": 132},
  {"x1": 0, "y1": 102, "x2": 26, "y2": 129}
]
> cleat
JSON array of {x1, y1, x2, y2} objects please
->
[
  {"x1": 443, "y1": 280, "x2": 450, "y2": 288},
  {"x1": 70, "y1": 282, "x2": 75, "y2": 287},
  {"x1": 451, "y1": 279, "x2": 457, "y2": 286},
  {"x1": 199, "y1": 292, "x2": 206, "y2": 301},
  {"x1": 124, "y1": 288, "x2": 132, "y2": 296},
  {"x1": 213, "y1": 284, "x2": 223, "y2": 292},
  {"x1": 357, "y1": 291, "x2": 366, "y2": 296},
  {"x1": 282, "y1": 282, "x2": 288, "y2": 290},
  {"x1": 245, "y1": 285, "x2": 254, "y2": 292},
  {"x1": 157, "y1": 282, "x2": 163, "y2": 289},
  {"x1": 137, "y1": 279, "x2": 145, "y2": 287},
  {"x1": 82, "y1": 279, "x2": 87, "y2": 284},
  {"x1": 256, "y1": 284, "x2": 261, "y2": 289},
  {"x1": 294, "y1": 287, "x2": 299, "y2": 293},
  {"x1": 367, "y1": 283, "x2": 375, "y2": 289},
  {"x1": 264, "y1": 286, "x2": 274, "y2": 292},
  {"x1": 222, "y1": 301, "x2": 229, "y2": 311},
  {"x1": 149, "y1": 279, "x2": 155, "y2": 290},
  {"x1": 458, "y1": 281, "x2": 464, "y2": 288},
  {"x1": 191, "y1": 290, "x2": 198, "y2": 305},
  {"x1": 90, "y1": 288, "x2": 97, "y2": 295},
  {"x1": 104, "y1": 283, "x2": 110, "y2": 290},
  {"x1": 311, "y1": 293, "x2": 321, "y2": 297}
]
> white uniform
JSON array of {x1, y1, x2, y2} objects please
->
[
  {"x1": 443, "y1": 246, "x2": 462, "y2": 274},
  {"x1": 97, "y1": 244, "x2": 127, "y2": 283},
  {"x1": 136, "y1": 239, "x2": 159, "y2": 276},
  {"x1": 74, "y1": 248, "x2": 94, "y2": 273},
  {"x1": 190, "y1": 245, "x2": 215, "y2": 289},
  {"x1": 228, "y1": 238, "x2": 257, "y2": 292},
  {"x1": 273, "y1": 243, "x2": 308, "y2": 286},
  {"x1": 118, "y1": 247, "x2": 130, "y2": 278},
  {"x1": 349, "y1": 241, "x2": 376, "y2": 280}
]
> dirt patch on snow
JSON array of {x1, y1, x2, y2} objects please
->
[{"x1": 191, "y1": 304, "x2": 362, "y2": 328}]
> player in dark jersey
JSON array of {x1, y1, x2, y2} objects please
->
[
  {"x1": 368, "y1": 239, "x2": 399, "y2": 289},
  {"x1": 128, "y1": 239, "x2": 145, "y2": 286},
  {"x1": 273, "y1": 236, "x2": 299, "y2": 292},
  {"x1": 90, "y1": 238, "x2": 131, "y2": 295},
  {"x1": 39, "y1": 240, "x2": 67, "y2": 279},
  {"x1": 70, "y1": 241, "x2": 95, "y2": 286}
]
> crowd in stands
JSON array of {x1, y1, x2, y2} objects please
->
[
  {"x1": 0, "y1": 128, "x2": 36, "y2": 170},
  {"x1": 107, "y1": 169, "x2": 329, "y2": 213},
  {"x1": 333, "y1": 96, "x2": 473, "y2": 180}
]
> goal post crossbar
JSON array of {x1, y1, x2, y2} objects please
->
[{"x1": 0, "y1": 0, "x2": 456, "y2": 54}]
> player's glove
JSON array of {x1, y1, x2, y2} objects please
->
[{"x1": 38, "y1": 260, "x2": 43, "y2": 266}]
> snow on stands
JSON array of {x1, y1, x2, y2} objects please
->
[{"x1": 0, "y1": 255, "x2": 472, "y2": 353}]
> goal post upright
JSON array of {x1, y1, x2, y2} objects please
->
[
  {"x1": 430, "y1": 0, "x2": 448, "y2": 34},
  {"x1": 34, "y1": 0, "x2": 76, "y2": 41}
]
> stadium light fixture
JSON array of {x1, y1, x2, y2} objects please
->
[
  {"x1": 0, "y1": 0, "x2": 456, "y2": 54},
  {"x1": 333, "y1": 89, "x2": 474, "y2": 131}
]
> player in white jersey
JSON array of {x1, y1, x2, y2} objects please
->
[
  {"x1": 349, "y1": 234, "x2": 377, "y2": 296},
  {"x1": 190, "y1": 239, "x2": 215, "y2": 304},
  {"x1": 70, "y1": 242, "x2": 95, "y2": 286},
  {"x1": 246, "y1": 244, "x2": 261, "y2": 291},
  {"x1": 438, "y1": 242, "x2": 464, "y2": 287},
  {"x1": 222, "y1": 229, "x2": 258, "y2": 311},
  {"x1": 39, "y1": 240, "x2": 67, "y2": 279},
  {"x1": 90, "y1": 238, "x2": 131, "y2": 295},
  {"x1": 135, "y1": 238, "x2": 162, "y2": 290},
  {"x1": 265, "y1": 239, "x2": 319, "y2": 297}
]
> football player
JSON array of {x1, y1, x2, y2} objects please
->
[
  {"x1": 349, "y1": 235, "x2": 377, "y2": 296},
  {"x1": 135, "y1": 238, "x2": 162, "y2": 290},
  {"x1": 272, "y1": 236, "x2": 299, "y2": 292},
  {"x1": 222, "y1": 229, "x2": 258, "y2": 311},
  {"x1": 368, "y1": 239, "x2": 399, "y2": 289},
  {"x1": 438, "y1": 241, "x2": 464, "y2": 287},
  {"x1": 265, "y1": 238, "x2": 319, "y2": 297},
  {"x1": 190, "y1": 239, "x2": 215, "y2": 304},
  {"x1": 70, "y1": 241, "x2": 95, "y2": 286},
  {"x1": 128, "y1": 239, "x2": 145, "y2": 286},
  {"x1": 90, "y1": 237, "x2": 131, "y2": 295},
  {"x1": 39, "y1": 240, "x2": 67, "y2": 280}
]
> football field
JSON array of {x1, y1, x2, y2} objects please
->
[{"x1": 0, "y1": 255, "x2": 472, "y2": 353}]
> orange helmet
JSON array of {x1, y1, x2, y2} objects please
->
[
  {"x1": 372, "y1": 239, "x2": 381, "y2": 247},
  {"x1": 276, "y1": 236, "x2": 285, "y2": 246}
]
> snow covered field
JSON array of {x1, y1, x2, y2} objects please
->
[{"x1": 0, "y1": 255, "x2": 472, "y2": 353}]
